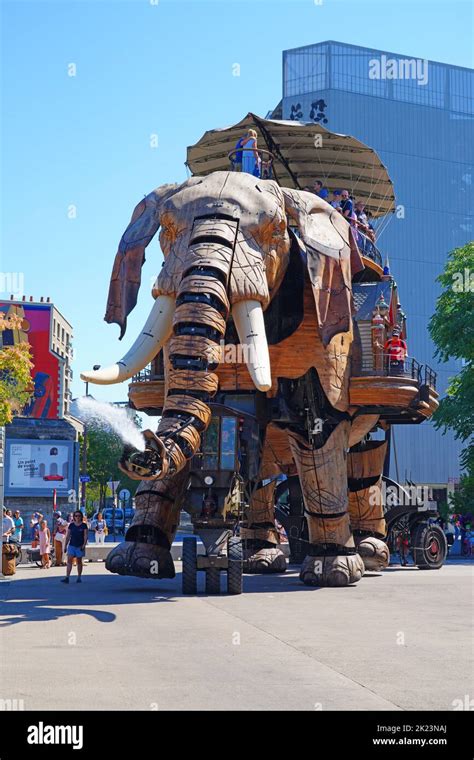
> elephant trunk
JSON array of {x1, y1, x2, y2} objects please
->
[
  {"x1": 83, "y1": 215, "x2": 272, "y2": 481},
  {"x1": 155, "y1": 241, "x2": 232, "y2": 477}
]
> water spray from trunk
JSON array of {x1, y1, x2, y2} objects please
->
[{"x1": 74, "y1": 397, "x2": 146, "y2": 452}]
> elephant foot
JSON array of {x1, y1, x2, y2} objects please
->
[
  {"x1": 355, "y1": 536, "x2": 390, "y2": 571},
  {"x1": 300, "y1": 553, "x2": 365, "y2": 587},
  {"x1": 243, "y1": 542, "x2": 287, "y2": 574},
  {"x1": 105, "y1": 541, "x2": 175, "y2": 579}
]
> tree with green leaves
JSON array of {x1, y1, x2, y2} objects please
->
[
  {"x1": 429, "y1": 242, "x2": 474, "y2": 515},
  {"x1": 0, "y1": 313, "x2": 33, "y2": 424},
  {"x1": 80, "y1": 418, "x2": 141, "y2": 512}
]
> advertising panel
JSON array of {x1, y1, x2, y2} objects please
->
[
  {"x1": 5, "y1": 439, "x2": 75, "y2": 496},
  {"x1": 0, "y1": 302, "x2": 60, "y2": 419}
]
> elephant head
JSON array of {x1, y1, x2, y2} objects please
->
[{"x1": 81, "y1": 171, "x2": 360, "y2": 479}]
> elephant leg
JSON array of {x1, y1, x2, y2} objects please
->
[
  {"x1": 348, "y1": 440, "x2": 390, "y2": 570},
  {"x1": 106, "y1": 464, "x2": 190, "y2": 579},
  {"x1": 241, "y1": 446, "x2": 286, "y2": 573},
  {"x1": 288, "y1": 421, "x2": 364, "y2": 587}
]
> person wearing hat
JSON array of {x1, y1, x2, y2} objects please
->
[
  {"x1": 330, "y1": 190, "x2": 342, "y2": 209},
  {"x1": 30, "y1": 512, "x2": 43, "y2": 546},
  {"x1": 384, "y1": 327, "x2": 407, "y2": 374},
  {"x1": 2, "y1": 507, "x2": 15, "y2": 543},
  {"x1": 53, "y1": 511, "x2": 68, "y2": 566}
]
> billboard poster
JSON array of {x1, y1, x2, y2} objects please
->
[
  {"x1": 5, "y1": 439, "x2": 74, "y2": 495},
  {"x1": 0, "y1": 302, "x2": 60, "y2": 419}
]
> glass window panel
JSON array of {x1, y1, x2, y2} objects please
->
[
  {"x1": 220, "y1": 417, "x2": 237, "y2": 470},
  {"x1": 202, "y1": 417, "x2": 219, "y2": 470},
  {"x1": 283, "y1": 42, "x2": 473, "y2": 116}
]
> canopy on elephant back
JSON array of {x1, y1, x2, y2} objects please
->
[{"x1": 186, "y1": 112, "x2": 395, "y2": 219}]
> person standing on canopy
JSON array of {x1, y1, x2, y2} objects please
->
[{"x1": 241, "y1": 129, "x2": 260, "y2": 177}]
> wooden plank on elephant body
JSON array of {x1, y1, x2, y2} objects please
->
[
  {"x1": 288, "y1": 421, "x2": 351, "y2": 517},
  {"x1": 347, "y1": 442, "x2": 387, "y2": 480},
  {"x1": 190, "y1": 218, "x2": 238, "y2": 245},
  {"x1": 177, "y1": 276, "x2": 230, "y2": 311},
  {"x1": 173, "y1": 302, "x2": 226, "y2": 334},
  {"x1": 264, "y1": 424, "x2": 294, "y2": 468},
  {"x1": 349, "y1": 376, "x2": 420, "y2": 407},
  {"x1": 164, "y1": 394, "x2": 212, "y2": 426},
  {"x1": 215, "y1": 278, "x2": 351, "y2": 410},
  {"x1": 348, "y1": 414, "x2": 380, "y2": 447},
  {"x1": 128, "y1": 380, "x2": 165, "y2": 412},
  {"x1": 167, "y1": 368, "x2": 219, "y2": 394},
  {"x1": 169, "y1": 335, "x2": 222, "y2": 365},
  {"x1": 349, "y1": 488, "x2": 385, "y2": 535}
]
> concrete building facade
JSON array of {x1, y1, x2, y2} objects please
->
[
  {"x1": 278, "y1": 41, "x2": 473, "y2": 490},
  {"x1": 0, "y1": 297, "x2": 81, "y2": 520}
]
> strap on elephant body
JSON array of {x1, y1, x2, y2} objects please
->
[{"x1": 125, "y1": 524, "x2": 171, "y2": 549}]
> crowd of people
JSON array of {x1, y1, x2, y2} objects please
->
[
  {"x1": 305, "y1": 179, "x2": 378, "y2": 256},
  {"x1": 2, "y1": 506, "x2": 110, "y2": 580},
  {"x1": 2, "y1": 506, "x2": 23, "y2": 543},
  {"x1": 231, "y1": 135, "x2": 378, "y2": 258},
  {"x1": 231, "y1": 138, "x2": 378, "y2": 258},
  {"x1": 440, "y1": 515, "x2": 474, "y2": 557}
]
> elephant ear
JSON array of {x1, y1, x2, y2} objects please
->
[
  {"x1": 105, "y1": 183, "x2": 181, "y2": 339},
  {"x1": 282, "y1": 188, "x2": 363, "y2": 346}
]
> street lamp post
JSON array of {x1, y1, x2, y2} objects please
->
[
  {"x1": 81, "y1": 380, "x2": 89, "y2": 512},
  {"x1": 81, "y1": 366, "x2": 100, "y2": 513},
  {"x1": 111, "y1": 479, "x2": 116, "y2": 541}
]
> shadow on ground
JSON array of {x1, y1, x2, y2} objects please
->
[{"x1": 0, "y1": 561, "x2": 339, "y2": 627}]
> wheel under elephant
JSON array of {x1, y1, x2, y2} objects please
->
[
  {"x1": 105, "y1": 413, "x2": 390, "y2": 587},
  {"x1": 79, "y1": 170, "x2": 395, "y2": 588}
]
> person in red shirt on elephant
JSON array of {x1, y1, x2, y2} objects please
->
[{"x1": 384, "y1": 327, "x2": 407, "y2": 374}]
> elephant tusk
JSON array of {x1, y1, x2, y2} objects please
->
[
  {"x1": 232, "y1": 300, "x2": 272, "y2": 392},
  {"x1": 81, "y1": 295, "x2": 175, "y2": 385}
]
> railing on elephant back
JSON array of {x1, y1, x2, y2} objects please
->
[
  {"x1": 356, "y1": 353, "x2": 426, "y2": 384},
  {"x1": 349, "y1": 351, "x2": 439, "y2": 420},
  {"x1": 355, "y1": 350, "x2": 438, "y2": 391},
  {"x1": 128, "y1": 352, "x2": 166, "y2": 414},
  {"x1": 355, "y1": 229, "x2": 383, "y2": 268},
  {"x1": 228, "y1": 148, "x2": 275, "y2": 179}
]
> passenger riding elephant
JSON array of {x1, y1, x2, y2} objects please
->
[{"x1": 82, "y1": 171, "x2": 389, "y2": 587}]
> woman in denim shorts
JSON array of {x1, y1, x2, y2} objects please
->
[{"x1": 61, "y1": 511, "x2": 88, "y2": 584}]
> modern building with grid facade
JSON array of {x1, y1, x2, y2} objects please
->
[{"x1": 278, "y1": 41, "x2": 473, "y2": 492}]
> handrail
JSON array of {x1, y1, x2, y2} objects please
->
[
  {"x1": 228, "y1": 147, "x2": 274, "y2": 163},
  {"x1": 424, "y1": 364, "x2": 438, "y2": 389},
  {"x1": 358, "y1": 354, "x2": 420, "y2": 380},
  {"x1": 228, "y1": 147, "x2": 274, "y2": 179},
  {"x1": 355, "y1": 229, "x2": 382, "y2": 267},
  {"x1": 133, "y1": 356, "x2": 437, "y2": 390},
  {"x1": 131, "y1": 366, "x2": 164, "y2": 383},
  {"x1": 355, "y1": 353, "x2": 437, "y2": 389}
]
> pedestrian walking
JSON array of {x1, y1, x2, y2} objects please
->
[
  {"x1": 62, "y1": 511, "x2": 88, "y2": 584},
  {"x1": 92, "y1": 512, "x2": 108, "y2": 544}
]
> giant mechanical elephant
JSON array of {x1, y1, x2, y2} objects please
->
[{"x1": 82, "y1": 171, "x2": 389, "y2": 587}]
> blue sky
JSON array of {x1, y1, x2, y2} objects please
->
[{"x1": 2, "y1": 0, "x2": 473, "y2": 406}]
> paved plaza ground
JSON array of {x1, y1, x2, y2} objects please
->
[{"x1": 0, "y1": 559, "x2": 472, "y2": 711}]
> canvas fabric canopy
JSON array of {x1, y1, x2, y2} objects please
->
[{"x1": 186, "y1": 113, "x2": 395, "y2": 218}]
